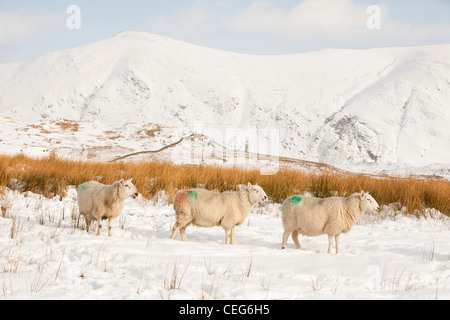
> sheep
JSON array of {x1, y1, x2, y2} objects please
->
[
  {"x1": 77, "y1": 178, "x2": 139, "y2": 236},
  {"x1": 170, "y1": 183, "x2": 268, "y2": 244},
  {"x1": 281, "y1": 191, "x2": 379, "y2": 254}
]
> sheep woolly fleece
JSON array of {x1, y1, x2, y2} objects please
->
[
  {"x1": 77, "y1": 179, "x2": 138, "y2": 236},
  {"x1": 171, "y1": 183, "x2": 268, "y2": 244},
  {"x1": 281, "y1": 192, "x2": 380, "y2": 254}
]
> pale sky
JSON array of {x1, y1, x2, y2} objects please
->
[{"x1": 1, "y1": 0, "x2": 450, "y2": 62}]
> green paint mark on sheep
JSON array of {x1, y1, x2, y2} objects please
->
[
  {"x1": 78, "y1": 183, "x2": 87, "y2": 191},
  {"x1": 187, "y1": 190, "x2": 198, "y2": 200},
  {"x1": 289, "y1": 196, "x2": 303, "y2": 205}
]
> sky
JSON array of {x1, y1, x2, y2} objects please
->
[{"x1": 1, "y1": 0, "x2": 450, "y2": 62}]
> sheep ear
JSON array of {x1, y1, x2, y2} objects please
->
[
  {"x1": 360, "y1": 191, "x2": 365, "y2": 198},
  {"x1": 247, "y1": 182, "x2": 252, "y2": 187},
  {"x1": 119, "y1": 179, "x2": 125, "y2": 186}
]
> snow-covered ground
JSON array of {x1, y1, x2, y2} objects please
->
[{"x1": 1, "y1": 187, "x2": 448, "y2": 300}]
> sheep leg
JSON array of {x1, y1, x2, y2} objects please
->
[
  {"x1": 108, "y1": 218, "x2": 112, "y2": 237},
  {"x1": 180, "y1": 226, "x2": 188, "y2": 241},
  {"x1": 170, "y1": 225, "x2": 179, "y2": 240},
  {"x1": 85, "y1": 218, "x2": 92, "y2": 232},
  {"x1": 90, "y1": 205, "x2": 103, "y2": 236},
  {"x1": 225, "y1": 229, "x2": 232, "y2": 245},
  {"x1": 292, "y1": 230, "x2": 301, "y2": 250},
  {"x1": 170, "y1": 222, "x2": 182, "y2": 240},
  {"x1": 171, "y1": 221, "x2": 189, "y2": 241},
  {"x1": 97, "y1": 220, "x2": 102, "y2": 236},
  {"x1": 327, "y1": 235, "x2": 335, "y2": 254},
  {"x1": 230, "y1": 227, "x2": 235, "y2": 245},
  {"x1": 335, "y1": 234, "x2": 340, "y2": 254},
  {"x1": 281, "y1": 227, "x2": 295, "y2": 249}
]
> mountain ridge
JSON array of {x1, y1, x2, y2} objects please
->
[{"x1": 0, "y1": 31, "x2": 449, "y2": 171}]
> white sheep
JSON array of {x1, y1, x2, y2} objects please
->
[
  {"x1": 281, "y1": 191, "x2": 379, "y2": 254},
  {"x1": 170, "y1": 183, "x2": 268, "y2": 244},
  {"x1": 77, "y1": 178, "x2": 139, "y2": 236}
]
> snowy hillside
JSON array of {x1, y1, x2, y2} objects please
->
[{"x1": 0, "y1": 32, "x2": 449, "y2": 172}]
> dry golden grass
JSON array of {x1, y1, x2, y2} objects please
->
[
  {"x1": 0, "y1": 154, "x2": 448, "y2": 216},
  {"x1": 55, "y1": 119, "x2": 79, "y2": 132}
]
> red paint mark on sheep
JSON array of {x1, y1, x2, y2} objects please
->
[{"x1": 174, "y1": 190, "x2": 189, "y2": 211}]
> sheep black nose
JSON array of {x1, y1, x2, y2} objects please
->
[{"x1": 133, "y1": 193, "x2": 138, "y2": 199}]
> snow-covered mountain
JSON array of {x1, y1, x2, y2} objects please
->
[{"x1": 0, "y1": 32, "x2": 449, "y2": 172}]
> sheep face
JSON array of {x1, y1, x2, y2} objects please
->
[
  {"x1": 247, "y1": 183, "x2": 268, "y2": 205},
  {"x1": 118, "y1": 178, "x2": 139, "y2": 199},
  {"x1": 360, "y1": 191, "x2": 379, "y2": 213}
]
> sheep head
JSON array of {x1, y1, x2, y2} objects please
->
[
  {"x1": 359, "y1": 191, "x2": 380, "y2": 213},
  {"x1": 117, "y1": 178, "x2": 139, "y2": 199},
  {"x1": 247, "y1": 182, "x2": 268, "y2": 205}
]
